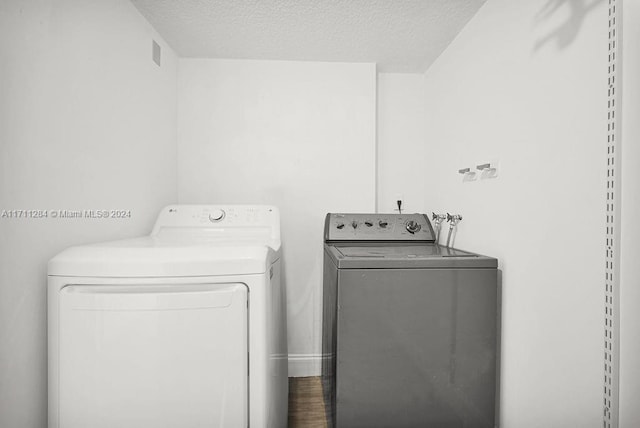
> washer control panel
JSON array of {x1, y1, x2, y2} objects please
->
[{"x1": 325, "y1": 213, "x2": 435, "y2": 242}]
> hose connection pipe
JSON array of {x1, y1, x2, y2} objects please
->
[
  {"x1": 431, "y1": 213, "x2": 447, "y2": 245},
  {"x1": 446, "y1": 213, "x2": 463, "y2": 248}
]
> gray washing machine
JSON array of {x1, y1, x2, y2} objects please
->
[{"x1": 322, "y1": 213, "x2": 498, "y2": 428}]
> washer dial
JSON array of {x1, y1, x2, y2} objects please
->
[{"x1": 405, "y1": 220, "x2": 421, "y2": 234}]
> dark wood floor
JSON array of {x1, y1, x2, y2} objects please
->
[{"x1": 288, "y1": 377, "x2": 328, "y2": 427}]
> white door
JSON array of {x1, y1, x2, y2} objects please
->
[{"x1": 58, "y1": 283, "x2": 248, "y2": 428}]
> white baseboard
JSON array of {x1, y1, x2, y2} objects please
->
[{"x1": 288, "y1": 353, "x2": 323, "y2": 377}]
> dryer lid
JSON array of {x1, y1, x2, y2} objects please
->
[
  {"x1": 48, "y1": 237, "x2": 279, "y2": 277},
  {"x1": 48, "y1": 205, "x2": 281, "y2": 278}
]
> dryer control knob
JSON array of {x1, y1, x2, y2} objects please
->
[
  {"x1": 406, "y1": 220, "x2": 421, "y2": 234},
  {"x1": 208, "y1": 209, "x2": 225, "y2": 222}
]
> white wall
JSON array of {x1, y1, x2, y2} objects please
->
[
  {"x1": 377, "y1": 73, "x2": 427, "y2": 214},
  {"x1": 0, "y1": 0, "x2": 178, "y2": 426},
  {"x1": 420, "y1": 0, "x2": 607, "y2": 426},
  {"x1": 177, "y1": 59, "x2": 376, "y2": 376},
  {"x1": 0, "y1": 0, "x2": 626, "y2": 425},
  {"x1": 620, "y1": 1, "x2": 640, "y2": 426}
]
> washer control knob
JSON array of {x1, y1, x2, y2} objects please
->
[
  {"x1": 351, "y1": 221, "x2": 358, "y2": 229},
  {"x1": 208, "y1": 209, "x2": 225, "y2": 222},
  {"x1": 378, "y1": 221, "x2": 388, "y2": 228},
  {"x1": 405, "y1": 220, "x2": 421, "y2": 234},
  {"x1": 364, "y1": 221, "x2": 373, "y2": 227},
  {"x1": 336, "y1": 223, "x2": 345, "y2": 229}
]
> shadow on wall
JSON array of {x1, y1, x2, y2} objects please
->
[{"x1": 534, "y1": 0, "x2": 603, "y2": 51}]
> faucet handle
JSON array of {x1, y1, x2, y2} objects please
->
[
  {"x1": 447, "y1": 213, "x2": 463, "y2": 224},
  {"x1": 432, "y1": 212, "x2": 447, "y2": 222}
]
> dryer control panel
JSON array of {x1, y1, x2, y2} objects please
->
[
  {"x1": 151, "y1": 205, "x2": 281, "y2": 242},
  {"x1": 324, "y1": 213, "x2": 435, "y2": 242}
]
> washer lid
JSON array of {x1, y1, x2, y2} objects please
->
[
  {"x1": 48, "y1": 236, "x2": 279, "y2": 277},
  {"x1": 337, "y1": 245, "x2": 453, "y2": 258},
  {"x1": 326, "y1": 244, "x2": 497, "y2": 269}
]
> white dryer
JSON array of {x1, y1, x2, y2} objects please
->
[{"x1": 48, "y1": 205, "x2": 288, "y2": 428}]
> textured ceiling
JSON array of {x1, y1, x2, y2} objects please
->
[{"x1": 131, "y1": 0, "x2": 487, "y2": 73}]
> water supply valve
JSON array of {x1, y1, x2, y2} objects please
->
[
  {"x1": 432, "y1": 212, "x2": 447, "y2": 225},
  {"x1": 447, "y1": 213, "x2": 463, "y2": 226}
]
